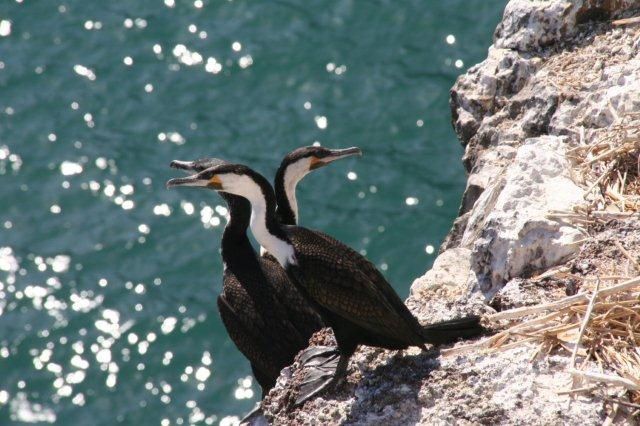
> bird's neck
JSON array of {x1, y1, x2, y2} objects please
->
[
  {"x1": 274, "y1": 164, "x2": 303, "y2": 226},
  {"x1": 220, "y1": 195, "x2": 255, "y2": 266},
  {"x1": 249, "y1": 191, "x2": 296, "y2": 267}
]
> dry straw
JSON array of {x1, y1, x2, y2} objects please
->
[
  {"x1": 568, "y1": 113, "x2": 640, "y2": 214},
  {"x1": 443, "y1": 275, "x2": 640, "y2": 406}
]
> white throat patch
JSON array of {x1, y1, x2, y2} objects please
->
[
  {"x1": 220, "y1": 173, "x2": 297, "y2": 267},
  {"x1": 250, "y1": 206, "x2": 296, "y2": 267},
  {"x1": 282, "y1": 158, "x2": 313, "y2": 223}
]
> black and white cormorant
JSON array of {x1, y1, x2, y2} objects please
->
[
  {"x1": 168, "y1": 147, "x2": 361, "y2": 398},
  {"x1": 166, "y1": 163, "x2": 485, "y2": 404}
]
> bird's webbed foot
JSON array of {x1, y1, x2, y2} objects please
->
[
  {"x1": 294, "y1": 349, "x2": 347, "y2": 406},
  {"x1": 297, "y1": 345, "x2": 339, "y2": 365}
]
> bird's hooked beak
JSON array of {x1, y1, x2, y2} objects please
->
[
  {"x1": 310, "y1": 146, "x2": 362, "y2": 170},
  {"x1": 166, "y1": 171, "x2": 223, "y2": 189}
]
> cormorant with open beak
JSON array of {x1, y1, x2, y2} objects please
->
[{"x1": 167, "y1": 162, "x2": 484, "y2": 405}]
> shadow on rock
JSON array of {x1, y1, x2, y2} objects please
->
[{"x1": 341, "y1": 348, "x2": 441, "y2": 425}]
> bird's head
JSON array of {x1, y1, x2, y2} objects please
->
[
  {"x1": 167, "y1": 162, "x2": 270, "y2": 200},
  {"x1": 280, "y1": 146, "x2": 362, "y2": 177}
]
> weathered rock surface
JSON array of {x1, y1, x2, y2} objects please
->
[
  {"x1": 410, "y1": 247, "x2": 472, "y2": 298},
  {"x1": 461, "y1": 136, "x2": 585, "y2": 295},
  {"x1": 262, "y1": 1, "x2": 640, "y2": 424},
  {"x1": 448, "y1": 0, "x2": 640, "y2": 296},
  {"x1": 264, "y1": 343, "x2": 604, "y2": 425}
]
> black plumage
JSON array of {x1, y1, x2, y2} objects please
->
[
  {"x1": 169, "y1": 147, "x2": 360, "y2": 398},
  {"x1": 170, "y1": 158, "x2": 322, "y2": 397},
  {"x1": 216, "y1": 193, "x2": 322, "y2": 396},
  {"x1": 285, "y1": 227, "x2": 481, "y2": 353},
  {"x1": 167, "y1": 163, "x2": 484, "y2": 403}
]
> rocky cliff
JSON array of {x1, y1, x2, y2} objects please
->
[{"x1": 262, "y1": 1, "x2": 640, "y2": 424}]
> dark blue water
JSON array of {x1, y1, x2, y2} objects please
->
[{"x1": 0, "y1": 1, "x2": 504, "y2": 424}]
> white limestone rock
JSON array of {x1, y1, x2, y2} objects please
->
[
  {"x1": 462, "y1": 136, "x2": 585, "y2": 294},
  {"x1": 409, "y1": 248, "x2": 472, "y2": 297},
  {"x1": 495, "y1": 0, "x2": 637, "y2": 52}
]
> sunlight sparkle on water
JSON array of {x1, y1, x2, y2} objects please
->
[
  {"x1": 314, "y1": 115, "x2": 328, "y2": 129},
  {"x1": 120, "y1": 184, "x2": 134, "y2": 195},
  {"x1": 233, "y1": 375, "x2": 254, "y2": 400},
  {"x1": 238, "y1": 55, "x2": 253, "y2": 69},
  {"x1": 205, "y1": 57, "x2": 222, "y2": 74},
  {"x1": 10, "y1": 392, "x2": 56, "y2": 423},
  {"x1": 153, "y1": 204, "x2": 171, "y2": 216},
  {"x1": 60, "y1": 161, "x2": 83, "y2": 176},
  {"x1": 0, "y1": 145, "x2": 22, "y2": 173},
  {"x1": 72, "y1": 393, "x2": 85, "y2": 406},
  {"x1": 181, "y1": 201, "x2": 195, "y2": 215},
  {"x1": 83, "y1": 20, "x2": 102, "y2": 31},
  {"x1": 199, "y1": 206, "x2": 221, "y2": 228},
  {"x1": 0, "y1": 20, "x2": 12, "y2": 37},
  {"x1": 95, "y1": 157, "x2": 108, "y2": 169},
  {"x1": 161, "y1": 317, "x2": 177, "y2": 334},
  {"x1": 214, "y1": 205, "x2": 228, "y2": 217},
  {"x1": 50, "y1": 255, "x2": 70, "y2": 273},
  {"x1": 405, "y1": 197, "x2": 419, "y2": 206},
  {"x1": 194, "y1": 366, "x2": 210, "y2": 381},
  {"x1": 70, "y1": 355, "x2": 89, "y2": 370},
  {"x1": 172, "y1": 44, "x2": 203, "y2": 66},
  {"x1": 157, "y1": 132, "x2": 185, "y2": 145},
  {"x1": 73, "y1": 65, "x2": 96, "y2": 81},
  {"x1": 220, "y1": 416, "x2": 240, "y2": 426}
]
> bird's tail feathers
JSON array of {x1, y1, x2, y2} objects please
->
[{"x1": 421, "y1": 315, "x2": 484, "y2": 345}]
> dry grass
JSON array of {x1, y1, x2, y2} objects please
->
[
  {"x1": 485, "y1": 98, "x2": 640, "y2": 422},
  {"x1": 493, "y1": 124, "x2": 640, "y2": 417},
  {"x1": 569, "y1": 113, "x2": 640, "y2": 214},
  {"x1": 541, "y1": 22, "x2": 637, "y2": 93},
  {"x1": 445, "y1": 275, "x2": 640, "y2": 420},
  {"x1": 458, "y1": 111, "x2": 640, "y2": 417}
]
